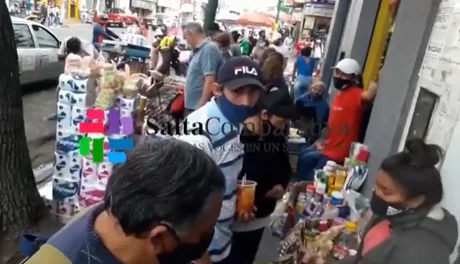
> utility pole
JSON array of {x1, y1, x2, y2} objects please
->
[
  {"x1": 275, "y1": 0, "x2": 282, "y2": 23},
  {"x1": 203, "y1": 0, "x2": 218, "y2": 34},
  {"x1": 273, "y1": 0, "x2": 282, "y2": 33}
]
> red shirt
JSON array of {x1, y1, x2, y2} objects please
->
[
  {"x1": 362, "y1": 220, "x2": 391, "y2": 255},
  {"x1": 322, "y1": 86, "x2": 363, "y2": 161}
]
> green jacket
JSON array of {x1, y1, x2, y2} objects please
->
[
  {"x1": 238, "y1": 39, "x2": 250, "y2": 55},
  {"x1": 337, "y1": 206, "x2": 457, "y2": 264}
]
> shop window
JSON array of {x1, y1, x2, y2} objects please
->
[{"x1": 406, "y1": 88, "x2": 438, "y2": 141}]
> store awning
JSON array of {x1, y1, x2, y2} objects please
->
[
  {"x1": 216, "y1": 11, "x2": 239, "y2": 23},
  {"x1": 269, "y1": 12, "x2": 294, "y2": 23},
  {"x1": 236, "y1": 11, "x2": 274, "y2": 27}
]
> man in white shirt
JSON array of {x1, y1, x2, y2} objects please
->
[
  {"x1": 283, "y1": 35, "x2": 294, "y2": 52},
  {"x1": 313, "y1": 39, "x2": 323, "y2": 58},
  {"x1": 176, "y1": 57, "x2": 265, "y2": 264},
  {"x1": 271, "y1": 33, "x2": 290, "y2": 70}
]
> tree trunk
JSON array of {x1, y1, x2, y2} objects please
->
[
  {"x1": 0, "y1": 0, "x2": 45, "y2": 234},
  {"x1": 203, "y1": 0, "x2": 218, "y2": 35}
]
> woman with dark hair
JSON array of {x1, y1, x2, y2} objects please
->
[
  {"x1": 59, "y1": 37, "x2": 99, "y2": 59},
  {"x1": 337, "y1": 139, "x2": 458, "y2": 264},
  {"x1": 292, "y1": 46, "x2": 317, "y2": 101}
]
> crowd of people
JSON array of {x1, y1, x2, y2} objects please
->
[
  {"x1": 9, "y1": 0, "x2": 62, "y2": 26},
  {"x1": 26, "y1": 18, "x2": 460, "y2": 264}
]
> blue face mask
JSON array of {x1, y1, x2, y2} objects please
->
[{"x1": 217, "y1": 93, "x2": 257, "y2": 125}]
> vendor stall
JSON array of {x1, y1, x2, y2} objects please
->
[
  {"x1": 264, "y1": 142, "x2": 371, "y2": 264},
  {"x1": 42, "y1": 39, "x2": 159, "y2": 222},
  {"x1": 41, "y1": 36, "x2": 188, "y2": 223}
]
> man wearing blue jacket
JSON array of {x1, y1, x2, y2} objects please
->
[{"x1": 92, "y1": 14, "x2": 119, "y2": 51}]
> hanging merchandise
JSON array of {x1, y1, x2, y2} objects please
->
[
  {"x1": 52, "y1": 71, "x2": 90, "y2": 222},
  {"x1": 348, "y1": 142, "x2": 370, "y2": 164},
  {"x1": 343, "y1": 165, "x2": 368, "y2": 191},
  {"x1": 48, "y1": 56, "x2": 142, "y2": 223}
]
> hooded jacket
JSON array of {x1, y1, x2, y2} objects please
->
[{"x1": 337, "y1": 205, "x2": 458, "y2": 264}]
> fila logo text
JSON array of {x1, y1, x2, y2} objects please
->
[{"x1": 234, "y1": 66, "x2": 258, "y2": 76}]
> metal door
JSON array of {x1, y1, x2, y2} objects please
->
[
  {"x1": 30, "y1": 24, "x2": 61, "y2": 80},
  {"x1": 13, "y1": 23, "x2": 37, "y2": 85}
]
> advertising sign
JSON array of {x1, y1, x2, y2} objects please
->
[{"x1": 304, "y1": 3, "x2": 335, "y2": 17}]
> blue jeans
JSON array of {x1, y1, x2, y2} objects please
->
[
  {"x1": 296, "y1": 146, "x2": 329, "y2": 181},
  {"x1": 293, "y1": 75, "x2": 312, "y2": 102}
]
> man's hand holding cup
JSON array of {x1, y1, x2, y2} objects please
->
[{"x1": 235, "y1": 180, "x2": 257, "y2": 223}]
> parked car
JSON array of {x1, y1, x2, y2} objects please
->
[
  {"x1": 12, "y1": 17, "x2": 63, "y2": 85},
  {"x1": 106, "y1": 8, "x2": 136, "y2": 27}
]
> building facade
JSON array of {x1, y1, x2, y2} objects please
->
[
  {"x1": 284, "y1": 0, "x2": 335, "y2": 39},
  {"x1": 301, "y1": 1, "x2": 335, "y2": 38},
  {"x1": 156, "y1": 0, "x2": 180, "y2": 13},
  {"x1": 130, "y1": 0, "x2": 156, "y2": 15}
]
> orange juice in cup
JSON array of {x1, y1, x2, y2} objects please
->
[{"x1": 236, "y1": 180, "x2": 257, "y2": 214}]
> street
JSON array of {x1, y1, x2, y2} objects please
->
[
  {"x1": 51, "y1": 24, "x2": 157, "y2": 44},
  {"x1": 25, "y1": 24, "x2": 278, "y2": 262}
]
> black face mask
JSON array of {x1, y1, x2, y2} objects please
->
[
  {"x1": 333, "y1": 77, "x2": 352, "y2": 90},
  {"x1": 157, "y1": 229, "x2": 214, "y2": 264},
  {"x1": 370, "y1": 192, "x2": 410, "y2": 218}
]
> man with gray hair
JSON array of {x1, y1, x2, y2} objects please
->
[
  {"x1": 183, "y1": 22, "x2": 223, "y2": 114},
  {"x1": 296, "y1": 81, "x2": 329, "y2": 120},
  {"x1": 23, "y1": 139, "x2": 225, "y2": 264},
  {"x1": 295, "y1": 81, "x2": 330, "y2": 144}
]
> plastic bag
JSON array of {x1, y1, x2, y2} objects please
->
[
  {"x1": 269, "y1": 194, "x2": 289, "y2": 237},
  {"x1": 94, "y1": 88, "x2": 116, "y2": 109},
  {"x1": 343, "y1": 190, "x2": 371, "y2": 241}
]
